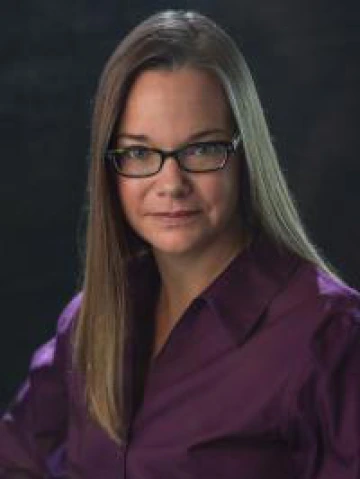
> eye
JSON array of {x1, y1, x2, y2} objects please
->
[
  {"x1": 187, "y1": 142, "x2": 224, "y2": 157},
  {"x1": 123, "y1": 147, "x2": 151, "y2": 160}
]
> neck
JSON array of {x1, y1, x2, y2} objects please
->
[{"x1": 153, "y1": 231, "x2": 249, "y2": 327}]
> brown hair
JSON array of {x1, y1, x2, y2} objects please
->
[{"x1": 74, "y1": 9, "x2": 339, "y2": 443}]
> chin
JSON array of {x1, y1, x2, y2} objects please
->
[
  {"x1": 143, "y1": 226, "x2": 222, "y2": 258},
  {"x1": 149, "y1": 235, "x2": 205, "y2": 257},
  {"x1": 152, "y1": 242, "x2": 198, "y2": 257}
]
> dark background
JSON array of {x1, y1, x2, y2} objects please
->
[{"x1": 1, "y1": 0, "x2": 359, "y2": 409}]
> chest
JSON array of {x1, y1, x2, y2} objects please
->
[{"x1": 67, "y1": 307, "x2": 299, "y2": 478}]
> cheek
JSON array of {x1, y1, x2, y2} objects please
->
[
  {"x1": 198, "y1": 171, "x2": 239, "y2": 214},
  {"x1": 117, "y1": 181, "x2": 143, "y2": 224},
  {"x1": 222, "y1": 160, "x2": 241, "y2": 208}
]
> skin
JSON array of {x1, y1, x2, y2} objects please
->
[{"x1": 116, "y1": 67, "x2": 247, "y2": 354}]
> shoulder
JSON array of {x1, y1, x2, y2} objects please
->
[
  {"x1": 56, "y1": 291, "x2": 83, "y2": 335},
  {"x1": 271, "y1": 254, "x2": 360, "y2": 325},
  {"x1": 275, "y1": 258, "x2": 360, "y2": 375},
  {"x1": 29, "y1": 292, "x2": 83, "y2": 373},
  {"x1": 246, "y1": 232, "x2": 360, "y2": 337},
  {"x1": 304, "y1": 265, "x2": 360, "y2": 368}
]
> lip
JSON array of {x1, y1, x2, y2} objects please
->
[
  {"x1": 151, "y1": 210, "x2": 200, "y2": 218},
  {"x1": 149, "y1": 210, "x2": 201, "y2": 226}
]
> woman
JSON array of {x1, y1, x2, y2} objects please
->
[{"x1": 1, "y1": 9, "x2": 360, "y2": 479}]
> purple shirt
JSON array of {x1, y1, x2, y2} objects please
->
[{"x1": 1, "y1": 234, "x2": 360, "y2": 478}]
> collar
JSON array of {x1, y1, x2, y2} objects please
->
[{"x1": 200, "y1": 232, "x2": 302, "y2": 346}]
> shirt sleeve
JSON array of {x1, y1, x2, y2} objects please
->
[
  {"x1": 289, "y1": 297, "x2": 360, "y2": 479},
  {"x1": 0, "y1": 294, "x2": 82, "y2": 478}
]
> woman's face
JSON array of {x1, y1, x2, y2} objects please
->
[{"x1": 116, "y1": 67, "x2": 243, "y2": 259}]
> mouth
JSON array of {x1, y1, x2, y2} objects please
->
[
  {"x1": 151, "y1": 210, "x2": 201, "y2": 218},
  {"x1": 148, "y1": 210, "x2": 201, "y2": 226}
]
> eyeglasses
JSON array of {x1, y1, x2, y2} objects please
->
[{"x1": 105, "y1": 134, "x2": 241, "y2": 178}]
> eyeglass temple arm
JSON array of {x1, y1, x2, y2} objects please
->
[{"x1": 232, "y1": 133, "x2": 242, "y2": 150}]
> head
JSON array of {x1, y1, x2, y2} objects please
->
[
  {"x1": 89, "y1": 10, "x2": 264, "y2": 262},
  {"x1": 77, "y1": 9, "x2": 331, "y2": 444}
]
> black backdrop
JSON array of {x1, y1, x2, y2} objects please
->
[{"x1": 1, "y1": 0, "x2": 359, "y2": 409}]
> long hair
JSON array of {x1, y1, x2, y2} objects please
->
[{"x1": 73, "y1": 9, "x2": 339, "y2": 443}]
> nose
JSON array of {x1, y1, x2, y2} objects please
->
[{"x1": 155, "y1": 156, "x2": 191, "y2": 198}]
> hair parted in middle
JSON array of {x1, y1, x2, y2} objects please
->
[{"x1": 74, "y1": 9, "x2": 337, "y2": 443}]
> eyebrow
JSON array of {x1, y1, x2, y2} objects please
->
[{"x1": 116, "y1": 128, "x2": 229, "y2": 145}]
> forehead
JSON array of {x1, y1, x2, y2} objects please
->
[{"x1": 118, "y1": 67, "x2": 232, "y2": 141}]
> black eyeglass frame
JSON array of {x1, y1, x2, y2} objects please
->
[{"x1": 105, "y1": 133, "x2": 242, "y2": 178}]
